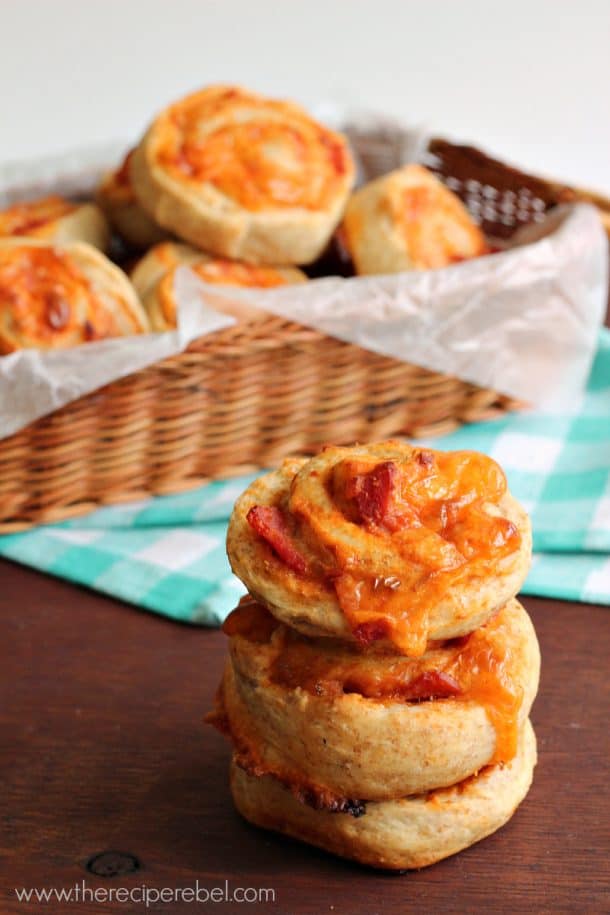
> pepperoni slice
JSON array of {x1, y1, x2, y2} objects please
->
[
  {"x1": 345, "y1": 461, "x2": 398, "y2": 528},
  {"x1": 401, "y1": 670, "x2": 462, "y2": 700},
  {"x1": 247, "y1": 505, "x2": 309, "y2": 576}
]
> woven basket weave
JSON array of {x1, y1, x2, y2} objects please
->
[{"x1": 1, "y1": 136, "x2": 608, "y2": 531}]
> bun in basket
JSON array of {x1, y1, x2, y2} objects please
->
[
  {"x1": 130, "y1": 85, "x2": 355, "y2": 265},
  {"x1": 131, "y1": 241, "x2": 306, "y2": 331},
  {"x1": 0, "y1": 239, "x2": 149, "y2": 352},
  {"x1": 342, "y1": 164, "x2": 488, "y2": 275}
]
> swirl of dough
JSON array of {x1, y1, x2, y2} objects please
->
[
  {"x1": 211, "y1": 596, "x2": 539, "y2": 807},
  {"x1": 0, "y1": 239, "x2": 149, "y2": 352},
  {"x1": 227, "y1": 443, "x2": 532, "y2": 656},
  {"x1": 131, "y1": 241, "x2": 306, "y2": 331},
  {"x1": 130, "y1": 85, "x2": 355, "y2": 264},
  {"x1": 130, "y1": 241, "x2": 204, "y2": 300},
  {"x1": 0, "y1": 195, "x2": 110, "y2": 252}
]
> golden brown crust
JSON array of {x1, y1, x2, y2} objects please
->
[
  {"x1": 230, "y1": 720, "x2": 536, "y2": 870},
  {"x1": 0, "y1": 238, "x2": 149, "y2": 352},
  {"x1": 342, "y1": 164, "x2": 488, "y2": 275},
  {"x1": 215, "y1": 598, "x2": 539, "y2": 803},
  {"x1": 130, "y1": 241, "x2": 306, "y2": 331},
  {"x1": 130, "y1": 85, "x2": 355, "y2": 264},
  {"x1": 0, "y1": 195, "x2": 110, "y2": 252},
  {"x1": 226, "y1": 443, "x2": 532, "y2": 655},
  {"x1": 96, "y1": 150, "x2": 168, "y2": 249}
]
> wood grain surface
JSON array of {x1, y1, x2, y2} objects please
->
[{"x1": 1, "y1": 559, "x2": 609, "y2": 914}]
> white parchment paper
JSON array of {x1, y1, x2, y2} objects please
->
[{"x1": 198, "y1": 203, "x2": 607, "y2": 409}]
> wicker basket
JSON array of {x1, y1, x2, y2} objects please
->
[{"x1": 1, "y1": 138, "x2": 608, "y2": 531}]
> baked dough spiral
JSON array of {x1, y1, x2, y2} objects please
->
[
  {"x1": 130, "y1": 85, "x2": 356, "y2": 265},
  {"x1": 131, "y1": 241, "x2": 306, "y2": 331},
  {"x1": 227, "y1": 443, "x2": 531, "y2": 656},
  {"x1": 0, "y1": 239, "x2": 149, "y2": 352},
  {"x1": 212, "y1": 596, "x2": 539, "y2": 806},
  {"x1": 0, "y1": 195, "x2": 110, "y2": 252},
  {"x1": 342, "y1": 164, "x2": 488, "y2": 275},
  {"x1": 230, "y1": 720, "x2": 537, "y2": 871},
  {"x1": 96, "y1": 149, "x2": 168, "y2": 249}
]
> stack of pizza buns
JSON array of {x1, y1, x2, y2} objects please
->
[
  {"x1": 0, "y1": 84, "x2": 489, "y2": 353},
  {"x1": 209, "y1": 440, "x2": 540, "y2": 869}
]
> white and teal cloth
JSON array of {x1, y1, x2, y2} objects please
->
[{"x1": 2, "y1": 329, "x2": 609, "y2": 624}]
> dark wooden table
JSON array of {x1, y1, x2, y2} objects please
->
[{"x1": 1, "y1": 558, "x2": 609, "y2": 914}]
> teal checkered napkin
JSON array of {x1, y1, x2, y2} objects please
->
[{"x1": 1, "y1": 330, "x2": 608, "y2": 624}]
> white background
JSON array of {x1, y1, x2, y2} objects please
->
[{"x1": 0, "y1": 0, "x2": 609, "y2": 193}]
